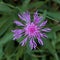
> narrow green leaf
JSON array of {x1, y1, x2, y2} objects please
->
[
  {"x1": 43, "y1": 39, "x2": 56, "y2": 54},
  {"x1": 4, "y1": 41, "x2": 15, "y2": 56},
  {"x1": 0, "y1": 46, "x2": 4, "y2": 59},
  {"x1": 0, "y1": 2, "x2": 12, "y2": 13},
  {"x1": 21, "y1": 0, "x2": 30, "y2": 11},
  {"x1": 47, "y1": 11, "x2": 60, "y2": 21},
  {"x1": 39, "y1": 10, "x2": 60, "y2": 21},
  {"x1": 53, "y1": 0, "x2": 60, "y2": 4},
  {"x1": 28, "y1": 2, "x2": 45, "y2": 9},
  {"x1": 0, "y1": 31, "x2": 13, "y2": 45},
  {"x1": 0, "y1": 15, "x2": 14, "y2": 37},
  {"x1": 16, "y1": 46, "x2": 25, "y2": 60}
]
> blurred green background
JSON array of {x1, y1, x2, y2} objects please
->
[{"x1": 0, "y1": 0, "x2": 60, "y2": 60}]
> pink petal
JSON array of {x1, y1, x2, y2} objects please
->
[
  {"x1": 37, "y1": 37, "x2": 43, "y2": 45},
  {"x1": 30, "y1": 38, "x2": 37, "y2": 49},
  {"x1": 40, "y1": 33, "x2": 48, "y2": 38},
  {"x1": 11, "y1": 29, "x2": 23, "y2": 34},
  {"x1": 18, "y1": 11, "x2": 30, "y2": 23},
  {"x1": 36, "y1": 33, "x2": 43, "y2": 45},
  {"x1": 12, "y1": 29, "x2": 23, "y2": 40},
  {"x1": 13, "y1": 34, "x2": 22, "y2": 40},
  {"x1": 40, "y1": 20, "x2": 47, "y2": 27},
  {"x1": 42, "y1": 28, "x2": 51, "y2": 32},
  {"x1": 20, "y1": 37, "x2": 28, "y2": 46},
  {"x1": 34, "y1": 11, "x2": 43, "y2": 24},
  {"x1": 14, "y1": 20, "x2": 24, "y2": 26}
]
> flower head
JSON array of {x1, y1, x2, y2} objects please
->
[{"x1": 12, "y1": 11, "x2": 51, "y2": 49}]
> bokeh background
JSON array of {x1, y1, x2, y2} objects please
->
[{"x1": 0, "y1": 0, "x2": 60, "y2": 60}]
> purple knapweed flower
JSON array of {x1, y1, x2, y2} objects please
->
[{"x1": 12, "y1": 11, "x2": 51, "y2": 49}]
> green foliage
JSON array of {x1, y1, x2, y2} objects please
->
[
  {"x1": 0, "y1": 2, "x2": 12, "y2": 13},
  {"x1": 47, "y1": 11, "x2": 60, "y2": 21},
  {"x1": 53, "y1": 0, "x2": 60, "y2": 4},
  {"x1": 0, "y1": 0, "x2": 60, "y2": 60}
]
